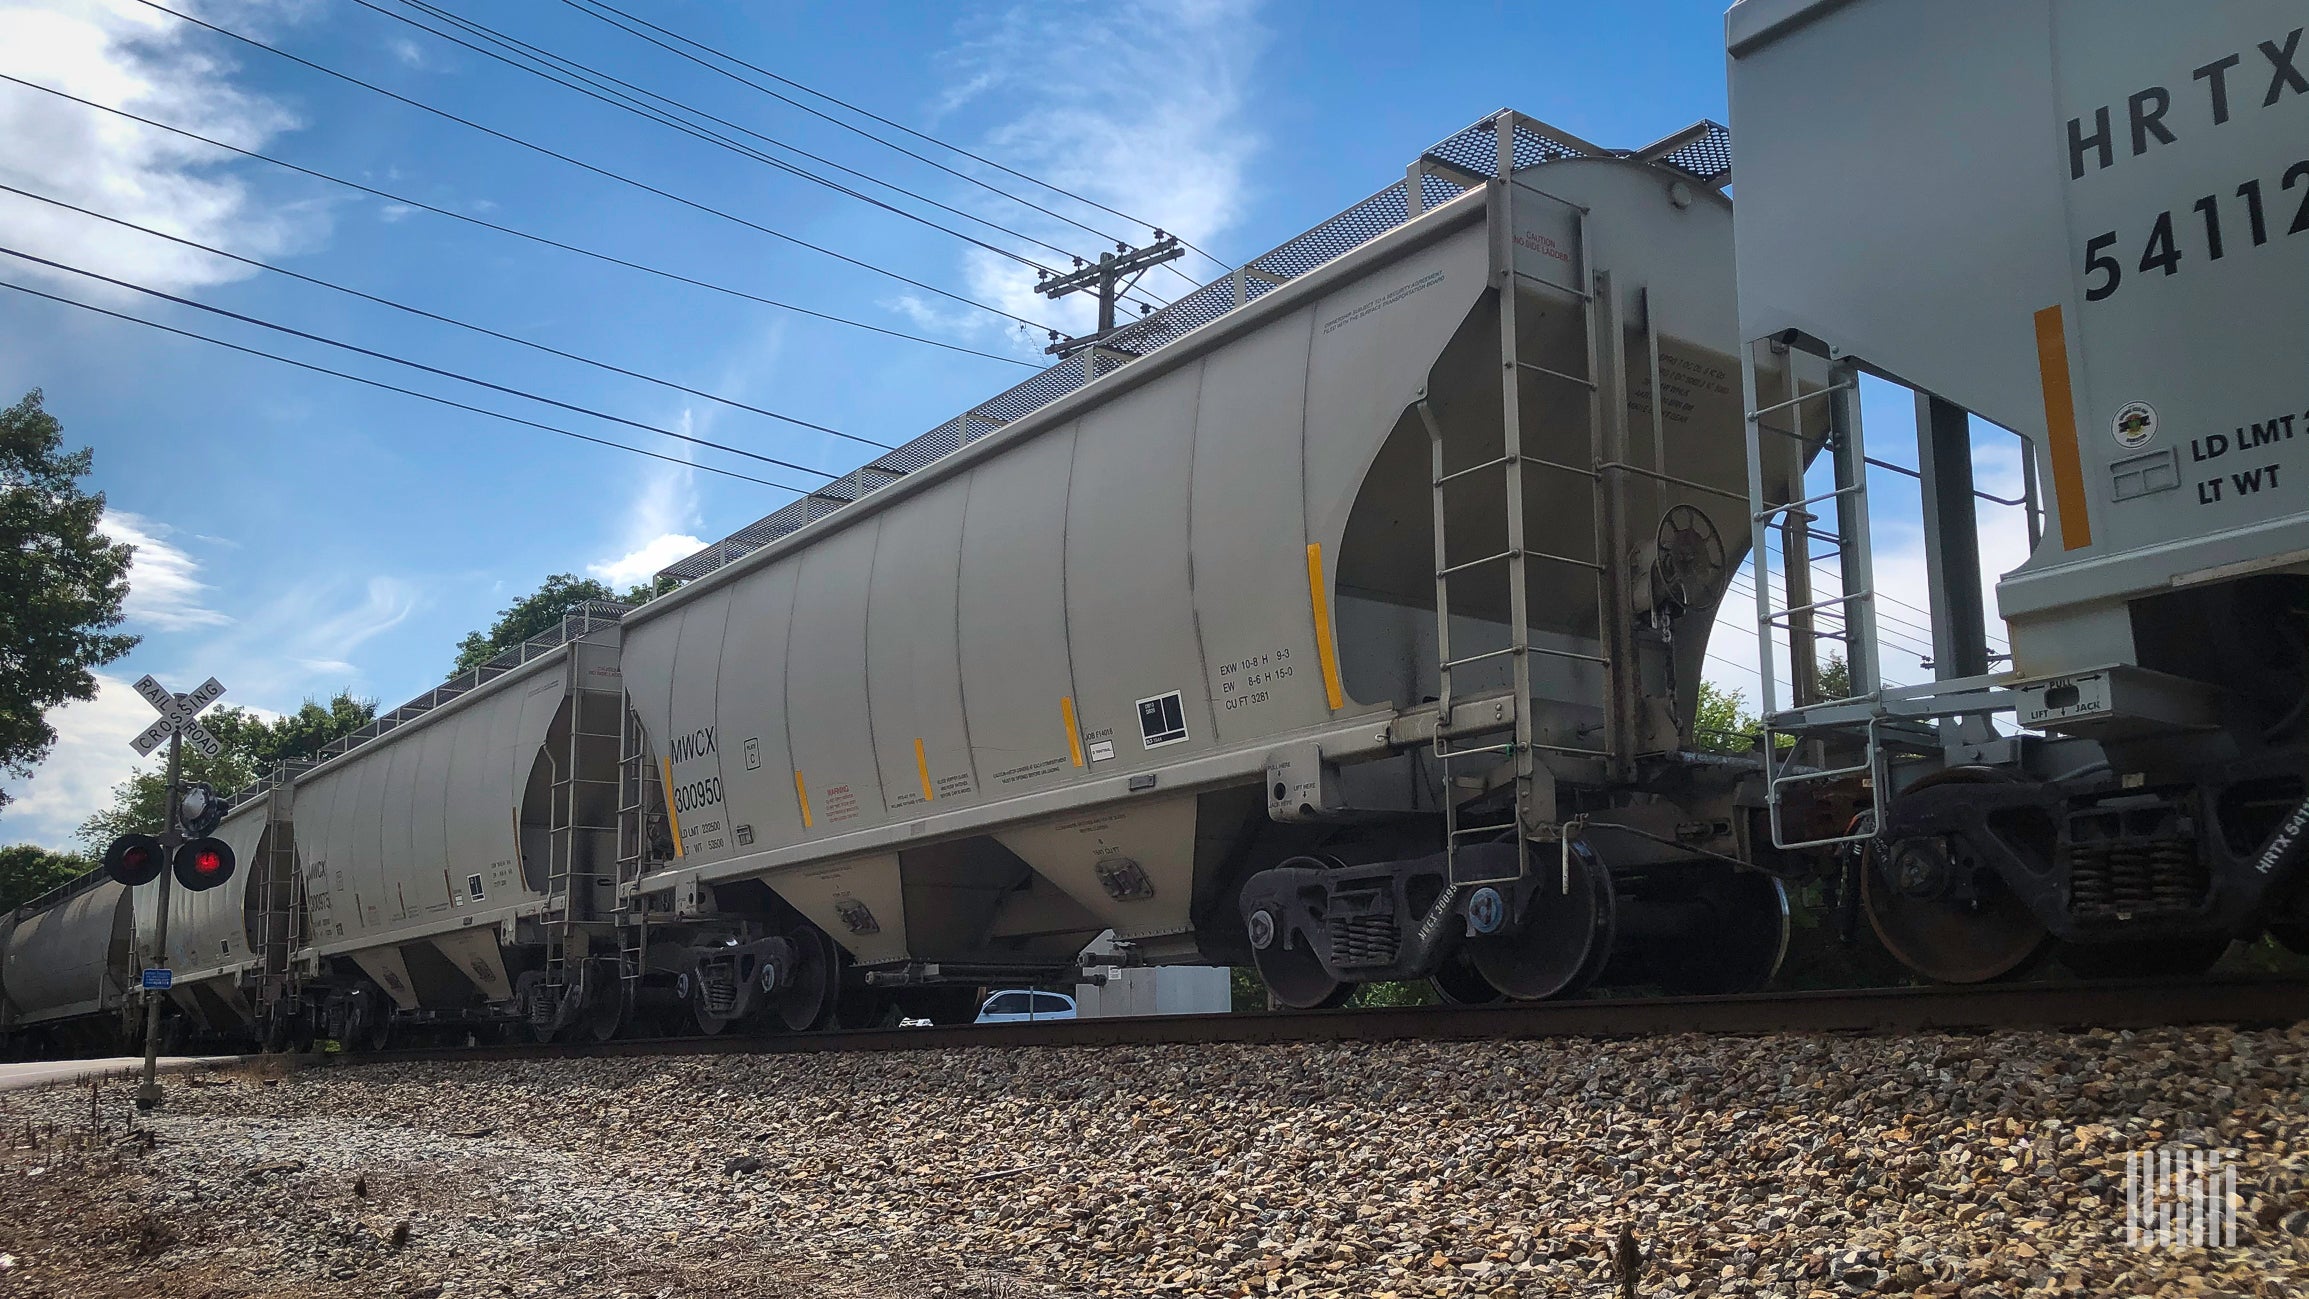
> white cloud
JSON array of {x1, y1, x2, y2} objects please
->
[
  {"x1": 103, "y1": 507, "x2": 231, "y2": 631},
  {"x1": 0, "y1": 672, "x2": 152, "y2": 846},
  {"x1": 590, "y1": 418, "x2": 702, "y2": 588},
  {"x1": 0, "y1": 0, "x2": 326, "y2": 298},
  {"x1": 930, "y1": 0, "x2": 1267, "y2": 342},
  {"x1": 590, "y1": 532, "x2": 705, "y2": 589}
]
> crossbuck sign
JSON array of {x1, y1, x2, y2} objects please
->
[{"x1": 128, "y1": 674, "x2": 228, "y2": 759}]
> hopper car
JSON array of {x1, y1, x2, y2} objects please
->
[{"x1": 1725, "y1": 0, "x2": 2309, "y2": 983}]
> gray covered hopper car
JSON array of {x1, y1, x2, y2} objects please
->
[
  {"x1": 1, "y1": 875, "x2": 136, "y2": 1050},
  {"x1": 1727, "y1": 0, "x2": 2309, "y2": 981},
  {"x1": 615, "y1": 112, "x2": 1818, "y2": 1012}
]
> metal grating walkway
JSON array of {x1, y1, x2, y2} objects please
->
[{"x1": 656, "y1": 111, "x2": 1731, "y2": 584}]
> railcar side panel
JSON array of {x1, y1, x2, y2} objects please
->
[
  {"x1": 785, "y1": 517, "x2": 887, "y2": 833},
  {"x1": 864, "y1": 477, "x2": 975, "y2": 812},
  {"x1": 957, "y1": 426, "x2": 1086, "y2": 798}
]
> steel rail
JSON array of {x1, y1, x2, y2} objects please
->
[{"x1": 319, "y1": 977, "x2": 2309, "y2": 1069}]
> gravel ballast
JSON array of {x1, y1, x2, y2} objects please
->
[{"x1": 0, "y1": 1023, "x2": 2303, "y2": 1297}]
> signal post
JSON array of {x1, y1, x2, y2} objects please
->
[{"x1": 108, "y1": 674, "x2": 235, "y2": 1111}]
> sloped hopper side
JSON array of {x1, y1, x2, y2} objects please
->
[{"x1": 1331, "y1": 158, "x2": 1809, "y2": 755}]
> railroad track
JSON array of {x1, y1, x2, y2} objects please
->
[{"x1": 322, "y1": 975, "x2": 2309, "y2": 1068}]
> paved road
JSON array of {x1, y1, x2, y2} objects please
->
[{"x1": 0, "y1": 1056, "x2": 242, "y2": 1091}]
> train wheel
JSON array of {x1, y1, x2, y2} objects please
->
[
  {"x1": 1653, "y1": 868, "x2": 1792, "y2": 996},
  {"x1": 1428, "y1": 952, "x2": 1502, "y2": 1005},
  {"x1": 1863, "y1": 769, "x2": 2050, "y2": 984},
  {"x1": 774, "y1": 928, "x2": 838, "y2": 1031},
  {"x1": 1863, "y1": 836, "x2": 2048, "y2": 983},
  {"x1": 1247, "y1": 908, "x2": 1344, "y2": 1010},
  {"x1": 1467, "y1": 845, "x2": 1616, "y2": 1000},
  {"x1": 2059, "y1": 937, "x2": 2231, "y2": 979},
  {"x1": 580, "y1": 965, "x2": 628, "y2": 1044}
]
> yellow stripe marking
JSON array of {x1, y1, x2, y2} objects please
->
[
  {"x1": 659, "y1": 757, "x2": 684, "y2": 858},
  {"x1": 1305, "y1": 542, "x2": 1346, "y2": 710},
  {"x1": 793, "y1": 769, "x2": 813, "y2": 829},
  {"x1": 1060, "y1": 696, "x2": 1085, "y2": 767},
  {"x1": 2033, "y1": 305, "x2": 2092, "y2": 551},
  {"x1": 914, "y1": 737, "x2": 934, "y2": 802}
]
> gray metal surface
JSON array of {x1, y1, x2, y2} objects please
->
[
  {"x1": 3, "y1": 880, "x2": 131, "y2": 1025},
  {"x1": 623, "y1": 140, "x2": 1759, "y2": 966},
  {"x1": 292, "y1": 642, "x2": 576, "y2": 957},
  {"x1": 657, "y1": 116, "x2": 1733, "y2": 585},
  {"x1": 1729, "y1": 0, "x2": 2309, "y2": 676}
]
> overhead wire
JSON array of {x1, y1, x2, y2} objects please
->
[
  {"x1": 1, "y1": 245, "x2": 852, "y2": 480},
  {"x1": 373, "y1": 0, "x2": 1169, "y2": 315},
  {"x1": 0, "y1": 74, "x2": 1039, "y2": 370},
  {"x1": 0, "y1": 278, "x2": 805, "y2": 492},
  {"x1": 357, "y1": 0, "x2": 1115, "y2": 295},
  {"x1": 131, "y1": 0, "x2": 1064, "y2": 335},
  {"x1": 0, "y1": 184, "x2": 898, "y2": 452},
  {"x1": 554, "y1": 0, "x2": 1219, "y2": 293}
]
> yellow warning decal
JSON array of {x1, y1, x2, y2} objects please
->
[
  {"x1": 1060, "y1": 696, "x2": 1085, "y2": 767},
  {"x1": 2033, "y1": 305, "x2": 2092, "y2": 551},
  {"x1": 914, "y1": 737, "x2": 934, "y2": 802},
  {"x1": 1305, "y1": 542, "x2": 1346, "y2": 710},
  {"x1": 793, "y1": 769, "x2": 814, "y2": 829},
  {"x1": 659, "y1": 757, "x2": 684, "y2": 858}
]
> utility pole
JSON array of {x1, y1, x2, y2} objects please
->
[
  {"x1": 1037, "y1": 234, "x2": 1184, "y2": 359},
  {"x1": 135, "y1": 729, "x2": 182, "y2": 1111}
]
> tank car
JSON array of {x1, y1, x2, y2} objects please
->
[{"x1": 1726, "y1": 0, "x2": 2309, "y2": 980}]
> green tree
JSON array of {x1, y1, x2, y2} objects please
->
[
  {"x1": 453, "y1": 573, "x2": 654, "y2": 674},
  {"x1": 1692, "y1": 679, "x2": 1761, "y2": 754},
  {"x1": 0, "y1": 391, "x2": 137, "y2": 807},
  {"x1": 0, "y1": 842, "x2": 92, "y2": 910},
  {"x1": 75, "y1": 690, "x2": 375, "y2": 850}
]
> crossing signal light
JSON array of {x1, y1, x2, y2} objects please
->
[
  {"x1": 103, "y1": 833, "x2": 166, "y2": 887},
  {"x1": 172, "y1": 837, "x2": 236, "y2": 892}
]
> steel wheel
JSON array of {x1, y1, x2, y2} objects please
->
[
  {"x1": 774, "y1": 928, "x2": 838, "y2": 1032},
  {"x1": 1863, "y1": 835, "x2": 2048, "y2": 983},
  {"x1": 581, "y1": 963, "x2": 628, "y2": 1043},
  {"x1": 1653, "y1": 869, "x2": 1792, "y2": 996},
  {"x1": 1467, "y1": 845, "x2": 1616, "y2": 1000},
  {"x1": 1428, "y1": 952, "x2": 1503, "y2": 1005},
  {"x1": 1249, "y1": 909, "x2": 1345, "y2": 1010}
]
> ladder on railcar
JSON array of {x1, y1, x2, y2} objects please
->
[
  {"x1": 1739, "y1": 351, "x2": 1889, "y2": 850},
  {"x1": 611, "y1": 704, "x2": 655, "y2": 986},
  {"x1": 542, "y1": 682, "x2": 626, "y2": 992},
  {"x1": 1423, "y1": 141, "x2": 1628, "y2": 887}
]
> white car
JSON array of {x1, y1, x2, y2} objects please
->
[{"x1": 973, "y1": 990, "x2": 1078, "y2": 1024}]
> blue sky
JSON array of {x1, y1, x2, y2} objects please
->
[{"x1": 0, "y1": 0, "x2": 2025, "y2": 846}]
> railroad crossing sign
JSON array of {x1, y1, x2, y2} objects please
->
[{"x1": 128, "y1": 674, "x2": 227, "y2": 759}]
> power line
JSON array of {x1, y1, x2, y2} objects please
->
[
  {"x1": 0, "y1": 73, "x2": 1039, "y2": 370},
  {"x1": 0, "y1": 278, "x2": 805, "y2": 492},
  {"x1": 356, "y1": 0, "x2": 1091, "y2": 285},
  {"x1": 132, "y1": 0, "x2": 1063, "y2": 335},
  {"x1": 0, "y1": 183, "x2": 898, "y2": 452},
  {"x1": 2, "y1": 245, "x2": 849, "y2": 480},
  {"x1": 558, "y1": 0, "x2": 1224, "y2": 285}
]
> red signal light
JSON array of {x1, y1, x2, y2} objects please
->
[
  {"x1": 103, "y1": 833, "x2": 166, "y2": 887},
  {"x1": 172, "y1": 837, "x2": 236, "y2": 891}
]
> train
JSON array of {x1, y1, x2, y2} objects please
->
[{"x1": 3, "y1": 0, "x2": 2304, "y2": 1053}]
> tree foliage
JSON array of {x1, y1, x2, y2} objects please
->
[
  {"x1": 1692, "y1": 654, "x2": 1850, "y2": 754},
  {"x1": 0, "y1": 842, "x2": 93, "y2": 911},
  {"x1": 75, "y1": 690, "x2": 376, "y2": 850},
  {"x1": 453, "y1": 573, "x2": 653, "y2": 674},
  {"x1": 0, "y1": 391, "x2": 137, "y2": 807}
]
